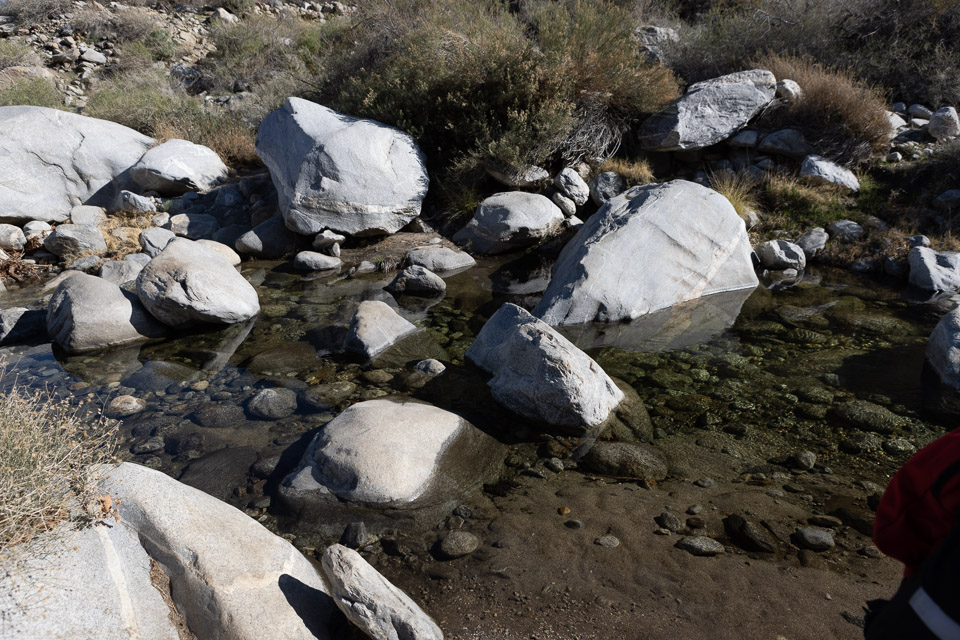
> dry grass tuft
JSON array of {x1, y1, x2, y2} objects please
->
[
  {"x1": 98, "y1": 213, "x2": 152, "y2": 260},
  {"x1": 0, "y1": 370, "x2": 117, "y2": 556},
  {"x1": 599, "y1": 158, "x2": 654, "y2": 186},
  {"x1": 709, "y1": 170, "x2": 760, "y2": 221}
]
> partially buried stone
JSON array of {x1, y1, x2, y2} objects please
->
[
  {"x1": 438, "y1": 531, "x2": 479, "y2": 559},
  {"x1": 655, "y1": 512, "x2": 683, "y2": 532},
  {"x1": 340, "y1": 522, "x2": 369, "y2": 549},
  {"x1": 248, "y1": 388, "x2": 298, "y2": 420},
  {"x1": 676, "y1": 536, "x2": 724, "y2": 556},
  {"x1": 792, "y1": 527, "x2": 835, "y2": 551},
  {"x1": 594, "y1": 535, "x2": 620, "y2": 548},
  {"x1": 106, "y1": 394, "x2": 146, "y2": 418}
]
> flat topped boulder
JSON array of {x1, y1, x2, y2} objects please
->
[
  {"x1": 639, "y1": 69, "x2": 776, "y2": 151},
  {"x1": 256, "y1": 97, "x2": 429, "y2": 237},
  {"x1": 130, "y1": 138, "x2": 228, "y2": 196},
  {"x1": 534, "y1": 180, "x2": 758, "y2": 325},
  {"x1": 452, "y1": 191, "x2": 565, "y2": 255},
  {"x1": 405, "y1": 245, "x2": 476, "y2": 273},
  {"x1": 0, "y1": 106, "x2": 154, "y2": 223},
  {"x1": 467, "y1": 303, "x2": 624, "y2": 429},
  {"x1": 137, "y1": 238, "x2": 260, "y2": 327}
]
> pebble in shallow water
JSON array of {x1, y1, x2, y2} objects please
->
[{"x1": 438, "y1": 531, "x2": 479, "y2": 559}]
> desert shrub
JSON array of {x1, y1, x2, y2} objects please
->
[
  {"x1": 1, "y1": 0, "x2": 72, "y2": 26},
  {"x1": 754, "y1": 54, "x2": 890, "y2": 165},
  {"x1": 0, "y1": 40, "x2": 41, "y2": 69},
  {"x1": 331, "y1": 0, "x2": 678, "y2": 183},
  {"x1": 71, "y1": 7, "x2": 154, "y2": 42},
  {"x1": 0, "y1": 78, "x2": 62, "y2": 108},
  {"x1": 0, "y1": 374, "x2": 117, "y2": 553}
]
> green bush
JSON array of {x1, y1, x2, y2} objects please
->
[
  {"x1": 0, "y1": 78, "x2": 62, "y2": 108},
  {"x1": 0, "y1": 40, "x2": 41, "y2": 69}
]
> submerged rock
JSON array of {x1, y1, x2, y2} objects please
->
[
  {"x1": 256, "y1": 98, "x2": 429, "y2": 236},
  {"x1": 467, "y1": 303, "x2": 623, "y2": 429},
  {"x1": 386, "y1": 265, "x2": 446, "y2": 297},
  {"x1": 580, "y1": 441, "x2": 668, "y2": 480},
  {"x1": 343, "y1": 300, "x2": 418, "y2": 359},
  {"x1": 534, "y1": 180, "x2": 757, "y2": 325}
]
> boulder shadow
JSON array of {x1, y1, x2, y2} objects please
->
[{"x1": 277, "y1": 573, "x2": 347, "y2": 639}]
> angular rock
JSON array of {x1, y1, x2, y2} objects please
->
[
  {"x1": 100, "y1": 258, "x2": 145, "y2": 287},
  {"x1": 555, "y1": 167, "x2": 589, "y2": 206},
  {"x1": 137, "y1": 238, "x2": 260, "y2": 327},
  {"x1": 0, "y1": 106, "x2": 153, "y2": 223},
  {"x1": 116, "y1": 190, "x2": 156, "y2": 214},
  {"x1": 452, "y1": 192, "x2": 564, "y2": 255},
  {"x1": 256, "y1": 98, "x2": 429, "y2": 236},
  {"x1": 43, "y1": 224, "x2": 106, "y2": 258},
  {"x1": 639, "y1": 70, "x2": 776, "y2": 151},
  {"x1": 828, "y1": 220, "x2": 863, "y2": 243},
  {"x1": 343, "y1": 301, "x2": 418, "y2": 359},
  {"x1": 534, "y1": 180, "x2": 758, "y2": 325},
  {"x1": 797, "y1": 227, "x2": 828, "y2": 259},
  {"x1": 294, "y1": 251, "x2": 341, "y2": 271},
  {"x1": 723, "y1": 514, "x2": 777, "y2": 553},
  {"x1": 130, "y1": 138, "x2": 229, "y2": 196},
  {"x1": 792, "y1": 527, "x2": 835, "y2": 551},
  {"x1": 386, "y1": 265, "x2": 446, "y2": 297},
  {"x1": 676, "y1": 536, "x2": 725, "y2": 556},
  {"x1": 0, "y1": 307, "x2": 46, "y2": 345},
  {"x1": 169, "y1": 213, "x2": 220, "y2": 240},
  {"x1": 908, "y1": 246, "x2": 960, "y2": 292},
  {"x1": 926, "y1": 307, "x2": 960, "y2": 388},
  {"x1": 139, "y1": 227, "x2": 176, "y2": 257},
  {"x1": 486, "y1": 164, "x2": 549, "y2": 188},
  {"x1": 758, "y1": 129, "x2": 815, "y2": 158},
  {"x1": 235, "y1": 215, "x2": 301, "y2": 259},
  {"x1": 47, "y1": 272, "x2": 165, "y2": 353},
  {"x1": 405, "y1": 246, "x2": 476, "y2": 273},
  {"x1": 589, "y1": 171, "x2": 627, "y2": 205},
  {"x1": 928, "y1": 106, "x2": 960, "y2": 140},
  {"x1": 580, "y1": 441, "x2": 667, "y2": 480},
  {"x1": 321, "y1": 544, "x2": 443, "y2": 640},
  {"x1": 776, "y1": 79, "x2": 803, "y2": 102},
  {"x1": 312, "y1": 229, "x2": 346, "y2": 252},
  {"x1": 757, "y1": 239, "x2": 806, "y2": 271},
  {"x1": 800, "y1": 156, "x2": 860, "y2": 192},
  {"x1": 466, "y1": 303, "x2": 624, "y2": 429},
  {"x1": 70, "y1": 205, "x2": 107, "y2": 226}
]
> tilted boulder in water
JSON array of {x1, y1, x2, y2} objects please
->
[
  {"x1": 47, "y1": 272, "x2": 166, "y2": 353},
  {"x1": 467, "y1": 303, "x2": 624, "y2": 430},
  {"x1": 137, "y1": 238, "x2": 260, "y2": 327},
  {"x1": 256, "y1": 97, "x2": 429, "y2": 237},
  {"x1": 0, "y1": 106, "x2": 154, "y2": 223},
  {"x1": 343, "y1": 300, "x2": 418, "y2": 359},
  {"x1": 130, "y1": 138, "x2": 229, "y2": 196},
  {"x1": 639, "y1": 70, "x2": 776, "y2": 151},
  {"x1": 452, "y1": 191, "x2": 565, "y2": 255},
  {"x1": 534, "y1": 180, "x2": 758, "y2": 325},
  {"x1": 757, "y1": 239, "x2": 806, "y2": 271}
]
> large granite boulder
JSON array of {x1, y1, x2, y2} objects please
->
[
  {"x1": 0, "y1": 106, "x2": 153, "y2": 223},
  {"x1": 534, "y1": 180, "x2": 758, "y2": 325},
  {"x1": 235, "y1": 215, "x2": 302, "y2": 259},
  {"x1": 137, "y1": 238, "x2": 260, "y2": 327},
  {"x1": 130, "y1": 138, "x2": 229, "y2": 196},
  {"x1": 927, "y1": 307, "x2": 960, "y2": 388},
  {"x1": 256, "y1": 98, "x2": 429, "y2": 236},
  {"x1": 467, "y1": 303, "x2": 623, "y2": 429},
  {"x1": 757, "y1": 239, "x2": 806, "y2": 271},
  {"x1": 321, "y1": 544, "x2": 443, "y2": 640},
  {"x1": 908, "y1": 246, "x2": 960, "y2": 292},
  {"x1": 452, "y1": 192, "x2": 564, "y2": 255},
  {"x1": 282, "y1": 397, "x2": 497, "y2": 506},
  {"x1": 639, "y1": 70, "x2": 776, "y2": 151},
  {"x1": 47, "y1": 272, "x2": 166, "y2": 353},
  {"x1": 800, "y1": 155, "x2": 860, "y2": 192},
  {"x1": 343, "y1": 300, "x2": 418, "y2": 359}
]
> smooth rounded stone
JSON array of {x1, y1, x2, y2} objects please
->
[
  {"x1": 0, "y1": 223, "x2": 26, "y2": 251},
  {"x1": 882, "y1": 438, "x2": 917, "y2": 456},
  {"x1": 467, "y1": 303, "x2": 623, "y2": 429},
  {"x1": 800, "y1": 156, "x2": 860, "y2": 192},
  {"x1": 723, "y1": 514, "x2": 777, "y2": 553},
  {"x1": 590, "y1": 171, "x2": 627, "y2": 205},
  {"x1": 405, "y1": 246, "x2": 476, "y2": 273},
  {"x1": 140, "y1": 227, "x2": 176, "y2": 257},
  {"x1": 23, "y1": 220, "x2": 52, "y2": 240},
  {"x1": 794, "y1": 450, "x2": 817, "y2": 470},
  {"x1": 840, "y1": 431, "x2": 883, "y2": 454},
  {"x1": 758, "y1": 129, "x2": 815, "y2": 158},
  {"x1": 486, "y1": 164, "x2": 549, "y2": 188},
  {"x1": 694, "y1": 477, "x2": 718, "y2": 488},
  {"x1": 301, "y1": 381, "x2": 357, "y2": 409},
  {"x1": 283, "y1": 397, "x2": 498, "y2": 505},
  {"x1": 908, "y1": 246, "x2": 960, "y2": 292},
  {"x1": 776, "y1": 78, "x2": 803, "y2": 102},
  {"x1": 343, "y1": 300, "x2": 418, "y2": 359},
  {"x1": 534, "y1": 180, "x2": 758, "y2": 325},
  {"x1": 256, "y1": 98, "x2": 429, "y2": 237},
  {"x1": 551, "y1": 191, "x2": 577, "y2": 217},
  {"x1": 415, "y1": 359, "x2": 445, "y2": 376},
  {"x1": 248, "y1": 387, "x2": 298, "y2": 420},
  {"x1": 43, "y1": 223, "x2": 107, "y2": 257},
  {"x1": 130, "y1": 138, "x2": 229, "y2": 196},
  {"x1": 438, "y1": 531, "x2": 480, "y2": 559},
  {"x1": 639, "y1": 70, "x2": 776, "y2": 151},
  {"x1": 116, "y1": 190, "x2": 157, "y2": 214},
  {"x1": 340, "y1": 522, "x2": 369, "y2": 550},
  {"x1": 928, "y1": 106, "x2": 960, "y2": 140},
  {"x1": 832, "y1": 400, "x2": 905, "y2": 434},
  {"x1": 213, "y1": 224, "x2": 249, "y2": 250},
  {"x1": 194, "y1": 239, "x2": 241, "y2": 266},
  {"x1": 0, "y1": 307, "x2": 46, "y2": 345},
  {"x1": 99, "y1": 259, "x2": 145, "y2": 287},
  {"x1": 827, "y1": 220, "x2": 864, "y2": 243},
  {"x1": 792, "y1": 527, "x2": 835, "y2": 551},
  {"x1": 137, "y1": 239, "x2": 260, "y2": 328},
  {"x1": 727, "y1": 129, "x2": 759, "y2": 148},
  {"x1": 0, "y1": 106, "x2": 154, "y2": 223},
  {"x1": 886, "y1": 111, "x2": 908, "y2": 135},
  {"x1": 386, "y1": 265, "x2": 446, "y2": 297},
  {"x1": 676, "y1": 536, "x2": 725, "y2": 556},
  {"x1": 453, "y1": 192, "x2": 564, "y2": 255},
  {"x1": 193, "y1": 403, "x2": 246, "y2": 429},
  {"x1": 655, "y1": 511, "x2": 684, "y2": 532},
  {"x1": 926, "y1": 306, "x2": 960, "y2": 388},
  {"x1": 935, "y1": 189, "x2": 960, "y2": 212},
  {"x1": 169, "y1": 213, "x2": 220, "y2": 240},
  {"x1": 235, "y1": 216, "x2": 301, "y2": 259},
  {"x1": 797, "y1": 227, "x2": 828, "y2": 259},
  {"x1": 67, "y1": 255, "x2": 102, "y2": 273},
  {"x1": 887, "y1": 151, "x2": 903, "y2": 163},
  {"x1": 909, "y1": 103, "x2": 934, "y2": 119},
  {"x1": 47, "y1": 272, "x2": 166, "y2": 354},
  {"x1": 581, "y1": 441, "x2": 667, "y2": 480},
  {"x1": 594, "y1": 535, "x2": 620, "y2": 548},
  {"x1": 312, "y1": 229, "x2": 346, "y2": 252},
  {"x1": 757, "y1": 239, "x2": 806, "y2": 271},
  {"x1": 555, "y1": 167, "x2": 589, "y2": 206},
  {"x1": 321, "y1": 544, "x2": 443, "y2": 640},
  {"x1": 294, "y1": 251, "x2": 341, "y2": 272},
  {"x1": 106, "y1": 394, "x2": 146, "y2": 418}
]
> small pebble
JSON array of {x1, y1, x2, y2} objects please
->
[
  {"x1": 694, "y1": 478, "x2": 717, "y2": 489},
  {"x1": 594, "y1": 535, "x2": 620, "y2": 548},
  {"x1": 676, "y1": 536, "x2": 724, "y2": 556},
  {"x1": 564, "y1": 520, "x2": 584, "y2": 529}
]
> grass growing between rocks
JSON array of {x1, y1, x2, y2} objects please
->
[
  {"x1": 0, "y1": 372, "x2": 117, "y2": 558},
  {"x1": 709, "y1": 170, "x2": 760, "y2": 221},
  {"x1": 0, "y1": 78, "x2": 62, "y2": 109},
  {"x1": 599, "y1": 157, "x2": 655, "y2": 186}
]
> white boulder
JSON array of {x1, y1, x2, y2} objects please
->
[
  {"x1": 343, "y1": 300, "x2": 418, "y2": 359},
  {"x1": 800, "y1": 155, "x2": 860, "y2": 192},
  {"x1": 757, "y1": 239, "x2": 806, "y2": 271},
  {"x1": 908, "y1": 246, "x2": 960, "y2": 292},
  {"x1": 452, "y1": 192, "x2": 564, "y2": 255},
  {"x1": 130, "y1": 138, "x2": 229, "y2": 196}
]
